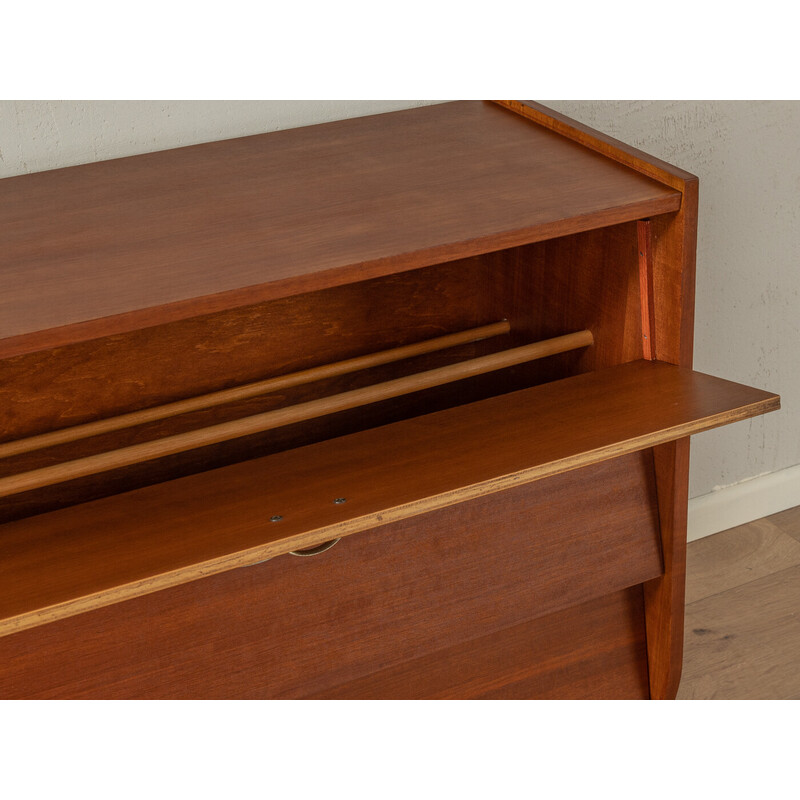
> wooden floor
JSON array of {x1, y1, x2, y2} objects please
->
[{"x1": 677, "y1": 504, "x2": 800, "y2": 699}]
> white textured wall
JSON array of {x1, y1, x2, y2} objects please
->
[
  {"x1": 0, "y1": 101, "x2": 444, "y2": 178},
  {"x1": 1, "y1": 100, "x2": 795, "y2": 501},
  {"x1": 546, "y1": 101, "x2": 798, "y2": 500}
]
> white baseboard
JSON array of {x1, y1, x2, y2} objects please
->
[{"x1": 687, "y1": 463, "x2": 800, "y2": 542}]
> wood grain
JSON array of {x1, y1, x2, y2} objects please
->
[
  {"x1": 493, "y1": 101, "x2": 698, "y2": 189},
  {"x1": 313, "y1": 587, "x2": 650, "y2": 700},
  {"x1": 678, "y1": 564, "x2": 800, "y2": 699},
  {"x1": 643, "y1": 439, "x2": 690, "y2": 699},
  {"x1": 638, "y1": 219, "x2": 656, "y2": 359},
  {"x1": 0, "y1": 99, "x2": 778, "y2": 701},
  {"x1": 770, "y1": 505, "x2": 800, "y2": 544},
  {"x1": 0, "y1": 320, "x2": 511, "y2": 458},
  {"x1": 0, "y1": 458, "x2": 660, "y2": 699},
  {"x1": 640, "y1": 168, "x2": 698, "y2": 697},
  {"x1": 0, "y1": 101, "x2": 681, "y2": 359},
  {"x1": 0, "y1": 255, "x2": 532, "y2": 523},
  {"x1": 493, "y1": 100, "x2": 700, "y2": 368},
  {"x1": 0, "y1": 360, "x2": 778, "y2": 638},
  {"x1": 684, "y1": 518, "x2": 800, "y2": 604},
  {"x1": 652, "y1": 178, "x2": 699, "y2": 368},
  {"x1": 678, "y1": 512, "x2": 800, "y2": 699},
  {"x1": 0, "y1": 256, "x2": 507, "y2": 443},
  {"x1": 0, "y1": 330, "x2": 593, "y2": 498},
  {"x1": 490, "y1": 221, "x2": 645, "y2": 382}
]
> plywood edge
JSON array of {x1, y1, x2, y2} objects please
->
[
  {"x1": 0, "y1": 388, "x2": 779, "y2": 640},
  {"x1": 492, "y1": 100, "x2": 697, "y2": 192}
]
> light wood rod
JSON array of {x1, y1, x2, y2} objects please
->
[
  {"x1": 0, "y1": 330, "x2": 593, "y2": 499},
  {"x1": 0, "y1": 321, "x2": 511, "y2": 460}
]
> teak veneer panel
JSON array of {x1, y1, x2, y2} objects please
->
[
  {"x1": 0, "y1": 359, "x2": 778, "y2": 638},
  {"x1": 0, "y1": 257, "x2": 524, "y2": 523},
  {"x1": 491, "y1": 222, "x2": 645, "y2": 378},
  {"x1": 0, "y1": 458, "x2": 659, "y2": 699},
  {"x1": 0, "y1": 257, "x2": 511, "y2": 441},
  {"x1": 314, "y1": 587, "x2": 650, "y2": 700},
  {"x1": 0, "y1": 331, "x2": 592, "y2": 498},
  {"x1": 0, "y1": 101, "x2": 681, "y2": 358}
]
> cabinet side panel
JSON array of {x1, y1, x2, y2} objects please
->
[
  {"x1": 651, "y1": 177, "x2": 698, "y2": 368},
  {"x1": 486, "y1": 222, "x2": 644, "y2": 388},
  {"x1": 645, "y1": 179, "x2": 697, "y2": 698},
  {"x1": 645, "y1": 437, "x2": 691, "y2": 698}
]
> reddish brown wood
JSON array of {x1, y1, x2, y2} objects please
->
[
  {"x1": 491, "y1": 222, "x2": 645, "y2": 384},
  {"x1": 499, "y1": 98, "x2": 702, "y2": 696},
  {"x1": 0, "y1": 455, "x2": 661, "y2": 699},
  {"x1": 494, "y1": 100, "x2": 699, "y2": 370},
  {"x1": 644, "y1": 438, "x2": 691, "y2": 698},
  {"x1": 650, "y1": 177, "x2": 699, "y2": 368},
  {"x1": 0, "y1": 331, "x2": 592, "y2": 499},
  {"x1": 493, "y1": 101, "x2": 698, "y2": 189},
  {"x1": 640, "y1": 152, "x2": 698, "y2": 698},
  {"x1": 0, "y1": 321, "x2": 512, "y2": 459},
  {"x1": 638, "y1": 219, "x2": 657, "y2": 359},
  {"x1": 0, "y1": 100, "x2": 777, "y2": 700},
  {"x1": 0, "y1": 257, "x2": 522, "y2": 522},
  {"x1": 0, "y1": 360, "x2": 778, "y2": 638},
  {"x1": 0, "y1": 258, "x2": 504, "y2": 442},
  {"x1": 0, "y1": 333, "x2": 516, "y2": 525},
  {"x1": 314, "y1": 587, "x2": 650, "y2": 700},
  {"x1": 0, "y1": 102, "x2": 681, "y2": 359}
]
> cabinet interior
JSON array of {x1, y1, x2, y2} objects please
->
[{"x1": 0, "y1": 219, "x2": 645, "y2": 523}]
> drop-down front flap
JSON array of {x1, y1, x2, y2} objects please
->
[{"x1": 0, "y1": 359, "x2": 779, "y2": 638}]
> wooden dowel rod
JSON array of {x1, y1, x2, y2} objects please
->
[
  {"x1": 0, "y1": 329, "x2": 592, "y2": 499},
  {"x1": 0, "y1": 320, "x2": 511, "y2": 460}
]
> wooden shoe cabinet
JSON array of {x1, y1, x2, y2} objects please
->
[{"x1": 0, "y1": 101, "x2": 779, "y2": 698}]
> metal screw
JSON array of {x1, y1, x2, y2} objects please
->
[
  {"x1": 270, "y1": 515, "x2": 283, "y2": 522},
  {"x1": 333, "y1": 497, "x2": 347, "y2": 505}
]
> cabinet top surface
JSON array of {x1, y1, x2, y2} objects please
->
[{"x1": 0, "y1": 101, "x2": 682, "y2": 355}]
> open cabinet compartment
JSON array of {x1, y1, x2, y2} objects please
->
[
  {"x1": 0, "y1": 101, "x2": 779, "y2": 698},
  {"x1": 0, "y1": 220, "x2": 658, "y2": 523}
]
